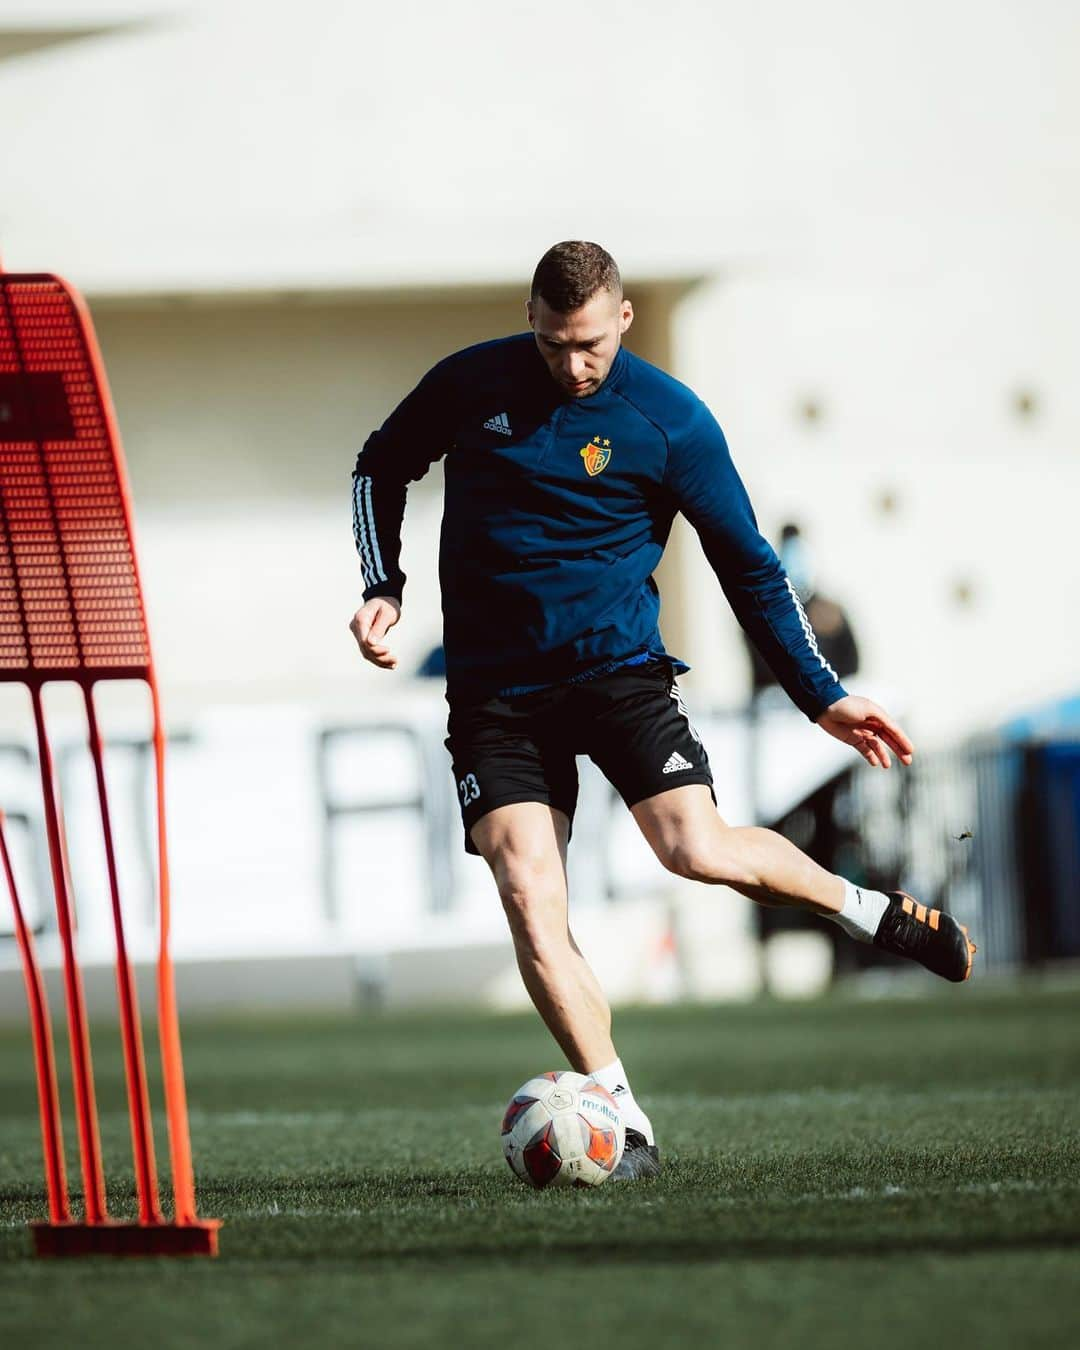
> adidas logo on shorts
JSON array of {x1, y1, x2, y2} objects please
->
[{"x1": 662, "y1": 751, "x2": 693, "y2": 774}]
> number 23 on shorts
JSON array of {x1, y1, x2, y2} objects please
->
[{"x1": 458, "y1": 772, "x2": 480, "y2": 806}]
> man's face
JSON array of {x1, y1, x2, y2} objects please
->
[{"x1": 527, "y1": 289, "x2": 634, "y2": 398}]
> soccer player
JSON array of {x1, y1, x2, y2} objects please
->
[{"x1": 349, "y1": 242, "x2": 976, "y2": 1180}]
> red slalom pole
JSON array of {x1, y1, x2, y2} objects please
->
[
  {"x1": 83, "y1": 683, "x2": 162, "y2": 1225},
  {"x1": 29, "y1": 684, "x2": 108, "y2": 1226},
  {"x1": 0, "y1": 812, "x2": 71, "y2": 1225},
  {"x1": 149, "y1": 676, "x2": 197, "y2": 1225}
]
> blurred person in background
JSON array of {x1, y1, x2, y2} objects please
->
[
  {"x1": 348, "y1": 242, "x2": 976, "y2": 1180},
  {"x1": 745, "y1": 522, "x2": 866, "y2": 972},
  {"x1": 746, "y1": 522, "x2": 860, "y2": 697}
]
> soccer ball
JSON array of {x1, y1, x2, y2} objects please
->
[{"x1": 501, "y1": 1071, "x2": 625, "y2": 1189}]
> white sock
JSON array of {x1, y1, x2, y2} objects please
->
[
  {"x1": 830, "y1": 879, "x2": 890, "y2": 943},
  {"x1": 589, "y1": 1057, "x2": 654, "y2": 1145}
]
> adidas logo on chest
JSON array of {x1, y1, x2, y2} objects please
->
[{"x1": 483, "y1": 412, "x2": 512, "y2": 436}]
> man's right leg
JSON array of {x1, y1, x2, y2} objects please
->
[
  {"x1": 448, "y1": 693, "x2": 660, "y2": 1177},
  {"x1": 469, "y1": 801, "x2": 616, "y2": 1073},
  {"x1": 470, "y1": 800, "x2": 661, "y2": 1180}
]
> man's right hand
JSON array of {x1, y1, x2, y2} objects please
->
[{"x1": 349, "y1": 597, "x2": 402, "y2": 670}]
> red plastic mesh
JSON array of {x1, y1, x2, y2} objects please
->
[{"x1": 0, "y1": 277, "x2": 150, "y2": 681}]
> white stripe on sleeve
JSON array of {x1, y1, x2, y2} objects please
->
[
  {"x1": 785, "y1": 579, "x2": 839, "y2": 682},
  {"x1": 361, "y1": 476, "x2": 386, "y2": 583},
  {"x1": 352, "y1": 475, "x2": 382, "y2": 587}
]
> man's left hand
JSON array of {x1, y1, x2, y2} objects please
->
[{"x1": 816, "y1": 695, "x2": 914, "y2": 769}]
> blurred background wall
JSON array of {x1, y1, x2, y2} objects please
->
[{"x1": 0, "y1": 0, "x2": 1077, "y2": 1012}]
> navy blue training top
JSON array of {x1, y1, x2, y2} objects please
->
[{"x1": 352, "y1": 334, "x2": 846, "y2": 719}]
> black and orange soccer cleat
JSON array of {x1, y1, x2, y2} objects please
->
[
  {"x1": 611, "y1": 1128, "x2": 662, "y2": 1182},
  {"x1": 874, "y1": 891, "x2": 976, "y2": 982}
]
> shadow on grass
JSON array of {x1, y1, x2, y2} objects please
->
[
  {"x1": 6, "y1": 1163, "x2": 1079, "y2": 1270},
  {"x1": 4, "y1": 1227, "x2": 1078, "y2": 1270}
]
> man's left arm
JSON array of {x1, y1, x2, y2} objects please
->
[{"x1": 662, "y1": 404, "x2": 914, "y2": 769}]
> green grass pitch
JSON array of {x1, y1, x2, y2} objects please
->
[{"x1": 1, "y1": 983, "x2": 1078, "y2": 1348}]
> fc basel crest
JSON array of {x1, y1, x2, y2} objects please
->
[{"x1": 580, "y1": 435, "x2": 612, "y2": 477}]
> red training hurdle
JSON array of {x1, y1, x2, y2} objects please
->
[{"x1": 0, "y1": 259, "x2": 219, "y2": 1257}]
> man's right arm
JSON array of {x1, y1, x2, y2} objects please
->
[
  {"x1": 350, "y1": 357, "x2": 457, "y2": 667},
  {"x1": 352, "y1": 357, "x2": 456, "y2": 605}
]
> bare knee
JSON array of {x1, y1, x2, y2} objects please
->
[
  {"x1": 655, "y1": 833, "x2": 755, "y2": 888},
  {"x1": 495, "y1": 855, "x2": 566, "y2": 955}
]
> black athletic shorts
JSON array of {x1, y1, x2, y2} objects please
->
[{"x1": 445, "y1": 658, "x2": 715, "y2": 855}]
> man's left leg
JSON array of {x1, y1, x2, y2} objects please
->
[
  {"x1": 634, "y1": 784, "x2": 845, "y2": 910},
  {"x1": 632, "y1": 785, "x2": 975, "y2": 982}
]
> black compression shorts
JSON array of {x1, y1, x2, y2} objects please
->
[{"x1": 445, "y1": 658, "x2": 715, "y2": 855}]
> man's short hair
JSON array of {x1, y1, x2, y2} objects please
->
[{"x1": 530, "y1": 241, "x2": 622, "y2": 313}]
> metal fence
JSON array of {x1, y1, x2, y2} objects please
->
[
  {"x1": 767, "y1": 735, "x2": 1080, "y2": 972},
  {"x1": 3, "y1": 706, "x2": 1078, "y2": 980}
]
